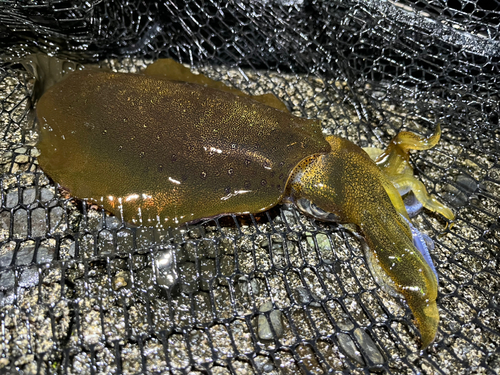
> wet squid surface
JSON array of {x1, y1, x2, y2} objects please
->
[
  {"x1": 35, "y1": 58, "x2": 454, "y2": 347},
  {"x1": 36, "y1": 61, "x2": 329, "y2": 226}
]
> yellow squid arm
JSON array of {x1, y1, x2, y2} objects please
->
[
  {"x1": 364, "y1": 124, "x2": 455, "y2": 221},
  {"x1": 389, "y1": 174, "x2": 455, "y2": 221},
  {"x1": 380, "y1": 177, "x2": 411, "y2": 220},
  {"x1": 289, "y1": 135, "x2": 439, "y2": 347}
]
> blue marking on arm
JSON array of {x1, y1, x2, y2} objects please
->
[{"x1": 401, "y1": 215, "x2": 439, "y2": 282}]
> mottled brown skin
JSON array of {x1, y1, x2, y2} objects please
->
[
  {"x1": 36, "y1": 69, "x2": 330, "y2": 226},
  {"x1": 289, "y1": 136, "x2": 439, "y2": 348}
]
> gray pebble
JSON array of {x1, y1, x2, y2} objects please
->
[
  {"x1": 353, "y1": 328, "x2": 384, "y2": 365},
  {"x1": 306, "y1": 232, "x2": 331, "y2": 252},
  {"x1": 315, "y1": 233, "x2": 330, "y2": 250},
  {"x1": 238, "y1": 276, "x2": 260, "y2": 296},
  {"x1": 0, "y1": 246, "x2": 14, "y2": 268},
  {"x1": 443, "y1": 174, "x2": 478, "y2": 209},
  {"x1": 294, "y1": 286, "x2": 321, "y2": 307},
  {"x1": 40, "y1": 187, "x2": 55, "y2": 203},
  {"x1": 22, "y1": 188, "x2": 36, "y2": 205},
  {"x1": 5, "y1": 190, "x2": 18, "y2": 208},
  {"x1": 15, "y1": 245, "x2": 35, "y2": 266},
  {"x1": 337, "y1": 333, "x2": 364, "y2": 366},
  {"x1": 49, "y1": 206, "x2": 65, "y2": 233},
  {"x1": 0, "y1": 211, "x2": 10, "y2": 242},
  {"x1": 254, "y1": 355, "x2": 276, "y2": 373},
  {"x1": 13, "y1": 209, "x2": 28, "y2": 239},
  {"x1": 36, "y1": 246, "x2": 55, "y2": 263},
  {"x1": 336, "y1": 312, "x2": 355, "y2": 331},
  {"x1": 31, "y1": 208, "x2": 47, "y2": 238},
  {"x1": 456, "y1": 174, "x2": 478, "y2": 193},
  {"x1": 0, "y1": 270, "x2": 15, "y2": 291},
  {"x1": 258, "y1": 301, "x2": 284, "y2": 340}
]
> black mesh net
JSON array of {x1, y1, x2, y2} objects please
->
[{"x1": 1, "y1": 0, "x2": 499, "y2": 374}]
